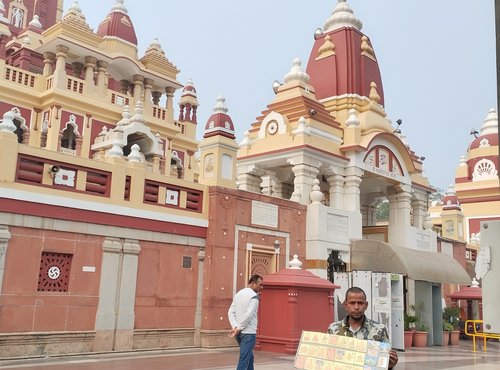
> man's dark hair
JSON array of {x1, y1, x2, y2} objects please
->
[
  {"x1": 248, "y1": 274, "x2": 263, "y2": 284},
  {"x1": 345, "y1": 286, "x2": 366, "y2": 301}
]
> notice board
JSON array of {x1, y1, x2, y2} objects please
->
[{"x1": 294, "y1": 331, "x2": 390, "y2": 370}]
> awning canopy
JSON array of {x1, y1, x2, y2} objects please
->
[
  {"x1": 351, "y1": 239, "x2": 471, "y2": 284},
  {"x1": 448, "y1": 286, "x2": 482, "y2": 300}
]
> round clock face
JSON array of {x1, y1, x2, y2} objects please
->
[{"x1": 267, "y1": 121, "x2": 278, "y2": 135}]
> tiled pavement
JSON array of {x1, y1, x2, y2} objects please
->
[{"x1": 1, "y1": 340, "x2": 499, "y2": 369}]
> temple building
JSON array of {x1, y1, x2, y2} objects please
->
[{"x1": 0, "y1": 0, "x2": 472, "y2": 356}]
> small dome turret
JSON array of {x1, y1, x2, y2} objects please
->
[
  {"x1": 204, "y1": 96, "x2": 235, "y2": 139},
  {"x1": 442, "y1": 184, "x2": 461, "y2": 211}
]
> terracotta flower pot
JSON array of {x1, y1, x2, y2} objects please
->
[
  {"x1": 449, "y1": 330, "x2": 460, "y2": 345},
  {"x1": 413, "y1": 331, "x2": 428, "y2": 347},
  {"x1": 442, "y1": 331, "x2": 450, "y2": 346},
  {"x1": 404, "y1": 331, "x2": 414, "y2": 348}
]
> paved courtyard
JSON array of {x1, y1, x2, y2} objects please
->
[{"x1": 1, "y1": 340, "x2": 499, "y2": 370}]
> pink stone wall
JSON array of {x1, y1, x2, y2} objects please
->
[
  {"x1": 134, "y1": 241, "x2": 199, "y2": 329},
  {"x1": 0, "y1": 227, "x2": 102, "y2": 333},
  {"x1": 201, "y1": 186, "x2": 307, "y2": 333}
]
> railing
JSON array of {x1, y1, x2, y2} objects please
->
[
  {"x1": 4, "y1": 66, "x2": 36, "y2": 88},
  {"x1": 66, "y1": 77, "x2": 85, "y2": 94},
  {"x1": 111, "y1": 93, "x2": 130, "y2": 107},
  {"x1": 465, "y1": 320, "x2": 500, "y2": 352},
  {"x1": 152, "y1": 106, "x2": 167, "y2": 121}
]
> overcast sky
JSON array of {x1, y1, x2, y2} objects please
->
[{"x1": 66, "y1": 0, "x2": 496, "y2": 191}]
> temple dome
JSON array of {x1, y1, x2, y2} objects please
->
[
  {"x1": 442, "y1": 185, "x2": 461, "y2": 211},
  {"x1": 96, "y1": 0, "x2": 137, "y2": 46},
  {"x1": 306, "y1": 0, "x2": 384, "y2": 105},
  {"x1": 468, "y1": 108, "x2": 498, "y2": 151}
]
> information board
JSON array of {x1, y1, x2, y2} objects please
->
[{"x1": 294, "y1": 331, "x2": 390, "y2": 370}]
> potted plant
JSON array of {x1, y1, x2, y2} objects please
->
[
  {"x1": 443, "y1": 306, "x2": 461, "y2": 345},
  {"x1": 442, "y1": 321, "x2": 454, "y2": 346},
  {"x1": 403, "y1": 309, "x2": 418, "y2": 348},
  {"x1": 412, "y1": 303, "x2": 429, "y2": 347}
]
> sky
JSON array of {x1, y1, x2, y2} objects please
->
[{"x1": 65, "y1": 0, "x2": 497, "y2": 192}]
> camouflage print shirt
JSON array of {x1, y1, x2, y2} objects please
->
[{"x1": 327, "y1": 315, "x2": 390, "y2": 343}]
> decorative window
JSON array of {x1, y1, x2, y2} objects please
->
[
  {"x1": 60, "y1": 115, "x2": 80, "y2": 152},
  {"x1": 182, "y1": 256, "x2": 192, "y2": 269},
  {"x1": 224, "y1": 121, "x2": 231, "y2": 130},
  {"x1": 166, "y1": 189, "x2": 179, "y2": 206},
  {"x1": 9, "y1": 0, "x2": 27, "y2": 29},
  {"x1": 479, "y1": 138, "x2": 490, "y2": 148},
  {"x1": 53, "y1": 168, "x2": 76, "y2": 188},
  {"x1": 472, "y1": 159, "x2": 498, "y2": 181},
  {"x1": 204, "y1": 153, "x2": 214, "y2": 178},
  {"x1": 38, "y1": 252, "x2": 72, "y2": 292}
]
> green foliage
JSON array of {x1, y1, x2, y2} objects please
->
[
  {"x1": 443, "y1": 321, "x2": 454, "y2": 331},
  {"x1": 374, "y1": 201, "x2": 389, "y2": 222},
  {"x1": 404, "y1": 306, "x2": 418, "y2": 331},
  {"x1": 443, "y1": 306, "x2": 461, "y2": 330}
]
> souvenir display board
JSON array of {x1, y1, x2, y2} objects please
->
[{"x1": 294, "y1": 331, "x2": 390, "y2": 370}]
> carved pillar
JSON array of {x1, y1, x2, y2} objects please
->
[
  {"x1": 53, "y1": 45, "x2": 69, "y2": 89},
  {"x1": 42, "y1": 52, "x2": 55, "y2": 76},
  {"x1": 344, "y1": 169, "x2": 363, "y2": 212},
  {"x1": 260, "y1": 171, "x2": 278, "y2": 196},
  {"x1": 71, "y1": 62, "x2": 84, "y2": 78},
  {"x1": 192, "y1": 106, "x2": 198, "y2": 123},
  {"x1": 326, "y1": 174, "x2": 344, "y2": 209},
  {"x1": 132, "y1": 74, "x2": 144, "y2": 101},
  {"x1": 152, "y1": 91, "x2": 161, "y2": 106},
  {"x1": 165, "y1": 87, "x2": 175, "y2": 122},
  {"x1": 96, "y1": 60, "x2": 109, "y2": 96},
  {"x1": 120, "y1": 80, "x2": 130, "y2": 95},
  {"x1": 194, "y1": 248, "x2": 205, "y2": 346},
  {"x1": 411, "y1": 197, "x2": 427, "y2": 229},
  {"x1": 75, "y1": 135, "x2": 83, "y2": 156},
  {"x1": 0, "y1": 225, "x2": 11, "y2": 294},
  {"x1": 236, "y1": 173, "x2": 261, "y2": 193},
  {"x1": 387, "y1": 184, "x2": 413, "y2": 227},
  {"x1": 114, "y1": 239, "x2": 141, "y2": 351},
  {"x1": 143, "y1": 78, "x2": 153, "y2": 110},
  {"x1": 290, "y1": 163, "x2": 319, "y2": 205},
  {"x1": 84, "y1": 56, "x2": 97, "y2": 91}
]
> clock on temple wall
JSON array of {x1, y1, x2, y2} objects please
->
[{"x1": 266, "y1": 120, "x2": 278, "y2": 135}]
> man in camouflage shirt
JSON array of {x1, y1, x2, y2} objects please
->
[{"x1": 328, "y1": 287, "x2": 398, "y2": 369}]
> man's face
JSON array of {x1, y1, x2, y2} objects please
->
[
  {"x1": 343, "y1": 292, "x2": 368, "y2": 320},
  {"x1": 250, "y1": 278, "x2": 264, "y2": 294}
]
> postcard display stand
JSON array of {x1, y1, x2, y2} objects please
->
[{"x1": 295, "y1": 331, "x2": 391, "y2": 370}]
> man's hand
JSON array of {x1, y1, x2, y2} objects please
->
[
  {"x1": 388, "y1": 349, "x2": 398, "y2": 369},
  {"x1": 228, "y1": 327, "x2": 241, "y2": 337}
]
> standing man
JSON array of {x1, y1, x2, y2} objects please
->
[
  {"x1": 328, "y1": 287, "x2": 398, "y2": 369},
  {"x1": 228, "y1": 274, "x2": 264, "y2": 370}
]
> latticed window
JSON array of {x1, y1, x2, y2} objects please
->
[{"x1": 37, "y1": 252, "x2": 73, "y2": 292}]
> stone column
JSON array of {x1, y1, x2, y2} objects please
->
[
  {"x1": 42, "y1": 52, "x2": 55, "y2": 76},
  {"x1": 0, "y1": 225, "x2": 11, "y2": 294},
  {"x1": 114, "y1": 239, "x2": 141, "y2": 351},
  {"x1": 260, "y1": 171, "x2": 277, "y2": 196},
  {"x1": 326, "y1": 174, "x2": 344, "y2": 210},
  {"x1": 236, "y1": 173, "x2": 261, "y2": 193},
  {"x1": 165, "y1": 87, "x2": 175, "y2": 122},
  {"x1": 53, "y1": 45, "x2": 69, "y2": 89},
  {"x1": 194, "y1": 248, "x2": 205, "y2": 346},
  {"x1": 120, "y1": 80, "x2": 130, "y2": 95},
  {"x1": 291, "y1": 164, "x2": 319, "y2": 205},
  {"x1": 93, "y1": 237, "x2": 122, "y2": 352},
  {"x1": 152, "y1": 91, "x2": 162, "y2": 106},
  {"x1": 143, "y1": 78, "x2": 153, "y2": 111},
  {"x1": 84, "y1": 56, "x2": 97, "y2": 92},
  {"x1": 71, "y1": 62, "x2": 83, "y2": 78},
  {"x1": 132, "y1": 74, "x2": 144, "y2": 101},
  {"x1": 387, "y1": 184, "x2": 413, "y2": 227},
  {"x1": 344, "y1": 168, "x2": 363, "y2": 213},
  {"x1": 75, "y1": 136, "x2": 83, "y2": 156},
  {"x1": 411, "y1": 196, "x2": 427, "y2": 229},
  {"x1": 96, "y1": 60, "x2": 109, "y2": 96}
]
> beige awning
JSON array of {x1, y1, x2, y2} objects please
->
[{"x1": 351, "y1": 239, "x2": 471, "y2": 284}]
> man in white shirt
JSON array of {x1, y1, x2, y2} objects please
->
[{"x1": 228, "y1": 274, "x2": 264, "y2": 370}]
